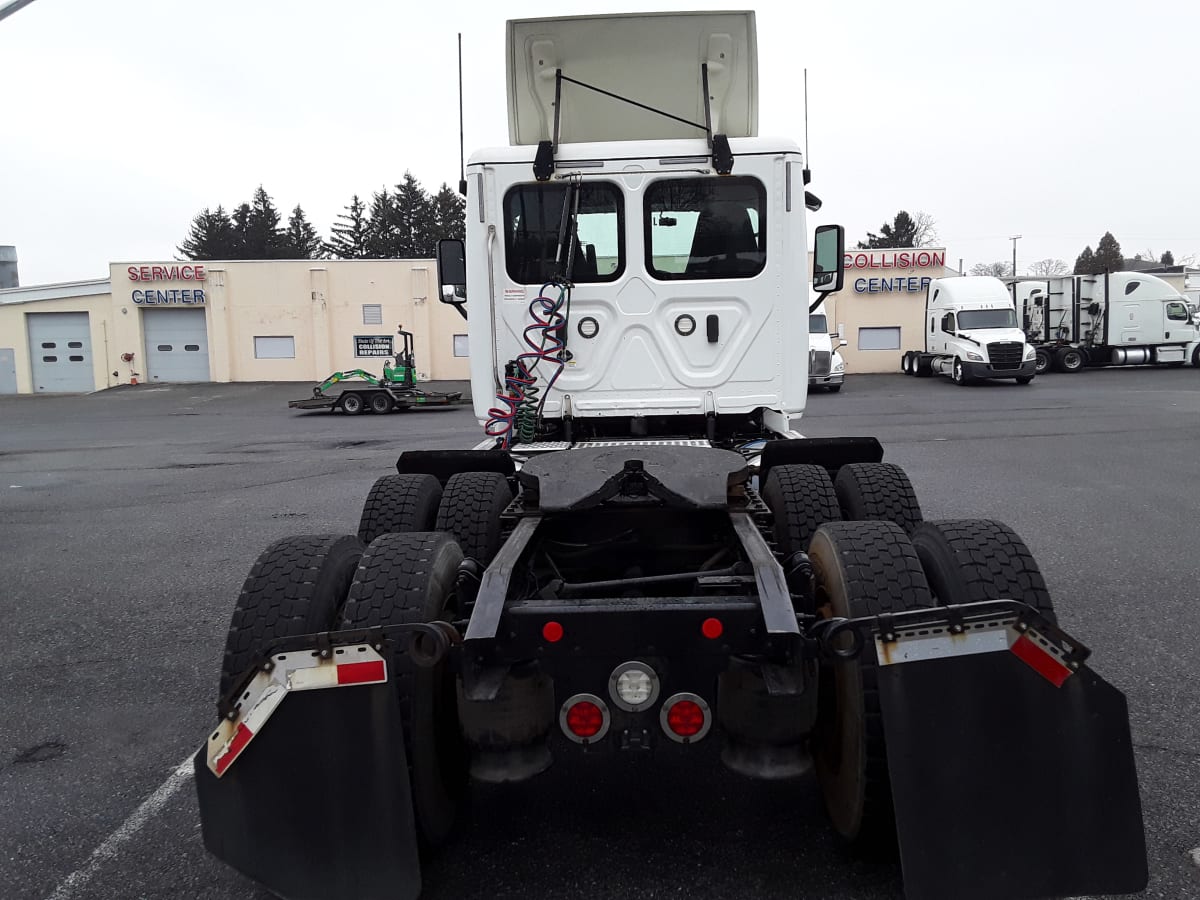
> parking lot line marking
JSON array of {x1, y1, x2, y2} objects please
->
[{"x1": 44, "y1": 756, "x2": 194, "y2": 900}]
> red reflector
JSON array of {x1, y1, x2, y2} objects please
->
[
  {"x1": 701, "y1": 617, "x2": 723, "y2": 640},
  {"x1": 1010, "y1": 633, "x2": 1073, "y2": 687},
  {"x1": 542, "y1": 621, "x2": 564, "y2": 643},
  {"x1": 666, "y1": 700, "x2": 705, "y2": 737},
  {"x1": 216, "y1": 722, "x2": 254, "y2": 776},
  {"x1": 336, "y1": 660, "x2": 386, "y2": 685},
  {"x1": 565, "y1": 701, "x2": 604, "y2": 738}
]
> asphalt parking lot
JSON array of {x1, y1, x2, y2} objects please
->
[{"x1": 2, "y1": 371, "x2": 1199, "y2": 900}]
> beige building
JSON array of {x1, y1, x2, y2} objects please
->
[
  {"x1": 0, "y1": 259, "x2": 469, "y2": 394},
  {"x1": 819, "y1": 248, "x2": 951, "y2": 374}
]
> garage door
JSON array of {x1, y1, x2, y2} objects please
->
[
  {"x1": 143, "y1": 309, "x2": 210, "y2": 382},
  {"x1": 27, "y1": 312, "x2": 94, "y2": 392}
]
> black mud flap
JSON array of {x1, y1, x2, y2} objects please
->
[
  {"x1": 194, "y1": 682, "x2": 420, "y2": 900},
  {"x1": 878, "y1": 651, "x2": 1147, "y2": 900}
]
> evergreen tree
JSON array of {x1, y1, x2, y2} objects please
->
[
  {"x1": 1160, "y1": 250, "x2": 1175, "y2": 266},
  {"x1": 364, "y1": 188, "x2": 398, "y2": 258},
  {"x1": 231, "y1": 203, "x2": 253, "y2": 258},
  {"x1": 282, "y1": 204, "x2": 325, "y2": 259},
  {"x1": 858, "y1": 211, "x2": 918, "y2": 249},
  {"x1": 394, "y1": 172, "x2": 437, "y2": 257},
  {"x1": 1093, "y1": 232, "x2": 1123, "y2": 273},
  {"x1": 327, "y1": 194, "x2": 371, "y2": 259},
  {"x1": 1074, "y1": 246, "x2": 1095, "y2": 274},
  {"x1": 245, "y1": 185, "x2": 285, "y2": 258},
  {"x1": 177, "y1": 205, "x2": 236, "y2": 259},
  {"x1": 431, "y1": 183, "x2": 466, "y2": 242}
]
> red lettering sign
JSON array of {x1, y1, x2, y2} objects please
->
[{"x1": 127, "y1": 264, "x2": 207, "y2": 282}]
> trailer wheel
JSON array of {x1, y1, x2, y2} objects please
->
[
  {"x1": 911, "y1": 519, "x2": 1056, "y2": 625},
  {"x1": 339, "y1": 532, "x2": 468, "y2": 849},
  {"x1": 833, "y1": 463, "x2": 923, "y2": 535},
  {"x1": 762, "y1": 464, "x2": 841, "y2": 555},
  {"x1": 1056, "y1": 347, "x2": 1085, "y2": 373},
  {"x1": 810, "y1": 521, "x2": 932, "y2": 852},
  {"x1": 1034, "y1": 349, "x2": 1052, "y2": 374},
  {"x1": 436, "y1": 471, "x2": 512, "y2": 564},
  {"x1": 358, "y1": 474, "x2": 443, "y2": 544},
  {"x1": 370, "y1": 393, "x2": 395, "y2": 414},
  {"x1": 340, "y1": 392, "x2": 365, "y2": 414},
  {"x1": 219, "y1": 534, "x2": 363, "y2": 698}
]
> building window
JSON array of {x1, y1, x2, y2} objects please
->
[
  {"x1": 504, "y1": 182, "x2": 624, "y2": 284},
  {"x1": 362, "y1": 304, "x2": 383, "y2": 325},
  {"x1": 453, "y1": 334, "x2": 469, "y2": 357},
  {"x1": 254, "y1": 336, "x2": 296, "y2": 359},
  {"x1": 858, "y1": 327, "x2": 901, "y2": 351},
  {"x1": 645, "y1": 176, "x2": 766, "y2": 280}
]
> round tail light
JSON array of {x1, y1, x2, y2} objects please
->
[
  {"x1": 560, "y1": 693, "x2": 610, "y2": 744},
  {"x1": 660, "y1": 692, "x2": 712, "y2": 743}
]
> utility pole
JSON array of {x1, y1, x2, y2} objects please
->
[
  {"x1": 1010, "y1": 235, "x2": 1022, "y2": 277},
  {"x1": 0, "y1": 0, "x2": 40, "y2": 23}
]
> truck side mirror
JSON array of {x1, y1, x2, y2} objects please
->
[
  {"x1": 811, "y1": 224, "x2": 845, "y2": 307},
  {"x1": 436, "y1": 239, "x2": 468, "y2": 320}
]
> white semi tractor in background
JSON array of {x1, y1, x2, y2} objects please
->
[
  {"x1": 1009, "y1": 272, "x2": 1200, "y2": 373},
  {"x1": 901, "y1": 276, "x2": 1038, "y2": 385},
  {"x1": 808, "y1": 302, "x2": 845, "y2": 392}
]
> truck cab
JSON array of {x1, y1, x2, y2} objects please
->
[
  {"x1": 808, "y1": 302, "x2": 845, "y2": 392},
  {"x1": 918, "y1": 276, "x2": 1037, "y2": 384}
]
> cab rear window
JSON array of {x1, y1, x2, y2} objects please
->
[
  {"x1": 644, "y1": 177, "x2": 766, "y2": 280},
  {"x1": 503, "y1": 183, "x2": 623, "y2": 285}
]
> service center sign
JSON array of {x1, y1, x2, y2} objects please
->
[
  {"x1": 355, "y1": 335, "x2": 394, "y2": 357},
  {"x1": 128, "y1": 264, "x2": 207, "y2": 305},
  {"x1": 844, "y1": 250, "x2": 945, "y2": 294}
]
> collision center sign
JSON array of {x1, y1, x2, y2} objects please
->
[
  {"x1": 128, "y1": 264, "x2": 207, "y2": 305},
  {"x1": 355, "y1": 335, "x2": 394, "y2": 357},
  {"x1": 844, "y1": 250, "x2": 945, "y2": 294}
]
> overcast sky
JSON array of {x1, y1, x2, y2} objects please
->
[{"x1": 1, "y1": 0, "x2": 1197, "y2": 286}]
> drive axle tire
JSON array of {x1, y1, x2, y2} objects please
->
[
  {"x1": 901, "y1": 353, "x2": 913, "y2": 375},
  {"x1": 339, "y1": 532, "x2": 468, "y2": 849},
  {"x1": 762, "y1": 464, "x2": 841, "y2": 556},
  {"x1": 810, "y1": 521, "x2": 932, "y2": 853},
  {"x1": 436, "y1": 471, "x2": 513, "y2": 564},
  {"x1": 370, "y1": 393, "x2": 395, "y2": 414},
  {"x1": 911, "y1": 519, "x2": 1056, "y2": 624},
  {"x1": 340, "y1": 392, "x2": 365, "y2": 414},
  {"x1": 834, "y1": 463, "x2": 923, "y2": 535},
  {"x1": 1056, "y1": 347, "x2": 1084, "y2": 373},
  {"x1": 219, "y1": 534, "x2": 363, "y2": 698},
  {"x1": 914, "y1": 355, "x2": 933, "y2": 377},
  {"x1": 358, "y1": 474, "x2": 443, "y2": 544}
]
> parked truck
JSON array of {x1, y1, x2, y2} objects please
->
[
  {"x1": 901, "y1": 275, "x2": 1038, "y2": 385},
  {"x1": 1010, "y1": 271, "x2": 1200, "y2": 373},
  {"x1": 194, "y1": 12, "x2": 1146, "y2": 900},
  {"x1": 809, "y1": 302, "x2": 846, "y2": 392}
]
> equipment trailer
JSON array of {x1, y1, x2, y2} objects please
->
[
  {"x1": 195, "y1": 12, "x2": 1147, "y2": 900},
  {"x1": 287, "y1": 326, "x2": 463, "y2": 414}
]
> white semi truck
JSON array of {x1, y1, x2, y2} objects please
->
[
  {"x1": 194, "y1": 12, "x2": 1146, "y2": 900},
  {"x1": 1009, "y1": 272, "x2": 1200, "y2": 373},
  {"x1": 901, "y1": 276, "x2": 1038, "y2": 385},
  {"x1": 809, "y1": 302, "x2": 846, "y2": 392}
]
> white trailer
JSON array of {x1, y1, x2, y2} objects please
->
[
  {"x1": 901, "y1": 276, "x2": 1037, "y2": 385},
  {"x1": 808, "y1": 301, "x2": 846, "y2": 392},
  {"x1": 1010, "y1": 272, "x2": 1200, "y2": 372}
]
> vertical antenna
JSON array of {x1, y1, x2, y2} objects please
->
[
  {"x1": 804, "y1": 68, "x2": 809, "y2": 167},
  {"x1": 457, "y1": 33, "x2": 467, "y2": 196}
]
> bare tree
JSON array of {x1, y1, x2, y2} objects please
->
[
  {"x1": 969, "y1": 261, "x2": 1011, "y2": 277},
  {"x1": 1027, "y1": 258, "x2": 1068, "y2": 276},
  {"x1": 913, "y1": 211, "x2": 939, "y2": 247}
]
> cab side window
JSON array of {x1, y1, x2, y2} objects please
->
[
  {"x1": 941, "y1": 312, "x2": 956, "y2": 334},
  {"x1": 1166, "y1": 301, "x2": 1188, "y2": 322}
]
